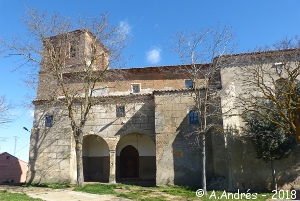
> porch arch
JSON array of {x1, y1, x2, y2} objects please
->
[
  {"x1": 82, "y1": 135, "x2": 109, "y2": 182},
  {"x1": 116, "y1": 133, "x2": 156, "y2": 183}
]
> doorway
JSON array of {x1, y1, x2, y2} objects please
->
[{"x1": 120, "y1": 145, "x2": 139, "y2": 178}]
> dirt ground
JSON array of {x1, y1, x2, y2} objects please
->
[{"x1": 0, "y1": 185, "x2": 130, "y2": 201}]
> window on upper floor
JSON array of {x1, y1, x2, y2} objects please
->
[
  {"x1": 131, "y1": 83, "x2": 141, "y2": 94},
  {"x1": 45, "y1": 115, "x2": 54, "y2": 127},
  {"x1": 116, "y1": 105, "x2": 125, "y2": 117},
  {"x1": 70, "y1": 42, "x2": 77, "y2": 58},
  {"x1": 185, "y1": 80, "x2": 193, "y2": 89},
  {"x1": 189, "y1": 110, "x2": 199, "y2": 125}
]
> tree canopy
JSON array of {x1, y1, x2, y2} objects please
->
[{"x1": 243, "y1": 102, "x2": 296, "y2": 162}]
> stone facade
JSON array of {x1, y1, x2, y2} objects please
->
[
  {"x1": 27, "y1": 30, "x2": 300, "y2": 190},
  {"x1": 220, "y1": 51, "x2": 300, "y2": 190}
]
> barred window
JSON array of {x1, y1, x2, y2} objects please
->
[
  {"x1": 189, "y1": 111, "x2": 199, "y2": 125},
  {"x1": 116, "y1": 106, "x2": 125, "y2": 117},
  {"x1": 131, "y1": 83, "x2": 141, "y2": 93},
  {"x1": 185, "y1": 80, "x2": 193, "y2": 89},
  {"x1": 45, "y1": 115, "x2": 54, "y2": 127}
]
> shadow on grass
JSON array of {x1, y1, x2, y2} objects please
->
[
  {"x1": 74, "y1": 183, "x2": 279, "y2": 201},
  {"x1": 74, "y1": 183, "x2": 199, "y2": 201}
]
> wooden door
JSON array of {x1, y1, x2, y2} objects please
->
[{"x1": 120, "y1": 145, "x2": 139, "y2": 178}]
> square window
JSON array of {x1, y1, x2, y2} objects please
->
[
  {"x1": 6, "y1": 156, "x2": 10, "y2": 159},
  {"x1": 131, "y1": 83, "x2": 141, "y2": 93},
  {"x1": 189, "y1": 111, "x2": 199, "y2": 125},
  {"x1": 185, "y1": 80, "x2": 193, "y2": 89},
  {"x1": 116, "y1": 106, "x2": 125, "y2": 117},
  {"x1": 45, "y1": 115, "x2": 54, "y2": 127}
]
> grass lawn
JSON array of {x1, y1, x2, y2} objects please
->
[
  {"x1": 0, "y1": 190, "x2": 43, "y2": 201},
  {"x1": 74, "y1": 183, "x2": 274, "y2": 201}
]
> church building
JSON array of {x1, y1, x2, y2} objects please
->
[{"x1": 27, "y1": 29, "x2": 300, "y2": 190}]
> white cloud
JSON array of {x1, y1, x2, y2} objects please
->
[
  {"x1": 119, "y1": 21, "x2": 131, "y2": 36},
  {"x1": 146, "y1": 48, "x2": 161, "y2": 64},
  {"x1": 28, "y1": 109, "x2": 34, "y2": 120}
]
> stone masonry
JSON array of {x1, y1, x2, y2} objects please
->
[{"x1": 27, "y1": 29, "x2": 300, "y2": 190}]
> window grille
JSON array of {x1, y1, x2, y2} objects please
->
[
  {"x1": 116, "y1": 106, "x2": 125, "y2": 117},
  {"x1": 185, "y1": 80, "x2": 193, "y2": 89},
  {"x1": 131, "y1": 83, "x2": 141, "y2": 93},
  {"x1": 189, "y1": 111, "x2": 199, "y2": 125},
  {"x1": 45, "y1": 115, "x2": 54, "y2": 127}
]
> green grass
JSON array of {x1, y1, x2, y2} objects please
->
[
  {"x1": 0, "y1": 190, "x2": 43, "y2": 201},
  {"x1": 74, "y1": 183, "x2": 119, "y2": 195},
  {"x1": 74, "y1": 183, "x2": 161, "y2": 200},
  {"x1": 74, "y1": 183, "x2": 275, "y2": 201},
  {"x1": 159, "y1": 185, "x2": 197, "y2": 199},
  {"x1": 75, "y1": 184, "x2": 199, "y2": 200}
]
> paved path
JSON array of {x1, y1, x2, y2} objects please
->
[{"x1": 0, "y1": 185, "x2": 131, "y2": 201}]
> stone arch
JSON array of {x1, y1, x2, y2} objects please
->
[
  {"x1": 117, "y1": 128, "x2": 155, "y2": 144},
  {"x1": 116, "y1": 133, "x2": 156, "y2": 183},
  {"x1": 82, "y1": 134, "x2": 109, "y2": 182}
]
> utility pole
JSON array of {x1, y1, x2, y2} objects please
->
[{"x1": 13, "y1": 136, "x2": 18, "y2": 156}]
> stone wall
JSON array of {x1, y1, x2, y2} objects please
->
[
  {"x1": 27, "y1": 126, "x2": 74, "y2": 183},
  {"x1": 154, "y1": 91, "x2": 217, "y2": 186},
  {"x1": 220, "y1": 55, "x2": 300, "y2": 191},
  {"x1": 226, "y1": 136, "x2": 300, "y2": 191},
  {"x1": 28, "y1": 95, "x2": 157, "y2": 184}
]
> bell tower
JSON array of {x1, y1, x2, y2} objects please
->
[{"x1": 36, "y1": 29, "x2": 109, "y2": 100}]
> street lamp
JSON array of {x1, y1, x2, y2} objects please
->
[
  {"x1": 23, "y1": 127, "x2": 30, "y2": 132},
  {"x1": 272, "y1": 62, "x2": 284, "y2": 77}
]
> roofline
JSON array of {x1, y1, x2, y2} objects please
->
[
  {"x1": 33, "y1": 87, "x2": 225, "y2": 105},
  {"x1": 114, "y1": 63, "x2": 211, "y2": 72},
  {"x1": 60, "y1": 63, "x2": 212, "y2": 77},
  {"x1": 218, "y1": 48, "x2": 300, "y2": 58},
  {"x1": 60, "y1": 48, "x2": 299, "y2": 75},
  {"x1": 33, "y1": 92, "x2": 154, "y2": 105},
  {"x1": 0, "y1": 152, "x2": 28, "y2": 164}
]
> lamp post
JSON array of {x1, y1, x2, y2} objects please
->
[
  {"x1": 23, "y1": 127, "x2": 30, "y2": 132},
  {"x1": 272, "y1": 62, "x2": 284, "y2": 77}
]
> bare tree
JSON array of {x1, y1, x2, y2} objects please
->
[
  {"x1": 0, "y1": 96, "x2": 12, "y2": 125},
  {"x1": 169, "y1": 26, "x2": 235, "y2": 194},
  {"x1": 0, "y1": 96, "x2": 13, "y2": 149},
  {"x1": 0, "y1": 8, "x2": 128, "y2": 186},
  {"x1": 237, "y1": 37, "x2": 300, "y2": 144}
]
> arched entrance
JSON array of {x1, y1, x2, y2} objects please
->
[
  {"x1": 116, "y1": 133, "x2": 156, "y2": 183},
  {"x1": 82, "y1": 135, "x2": 109, "y2": 182},
  {"x1": 120, "y1": 145, "x2": 139, "y2": 178}
]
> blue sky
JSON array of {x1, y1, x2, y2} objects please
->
[{"x1": 0, "y1": 0, "x2": 300, "y2": 162}]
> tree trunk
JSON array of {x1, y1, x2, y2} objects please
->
[
  {"x1": 75, "y1": 129, "x2": 84, "y2": 187},
  {"x1": 270, "y1": 158, "x2": 277, "y2": 190},
  {"x1": 202, "y1": 132, "x2": 207, "y2": 194}
]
